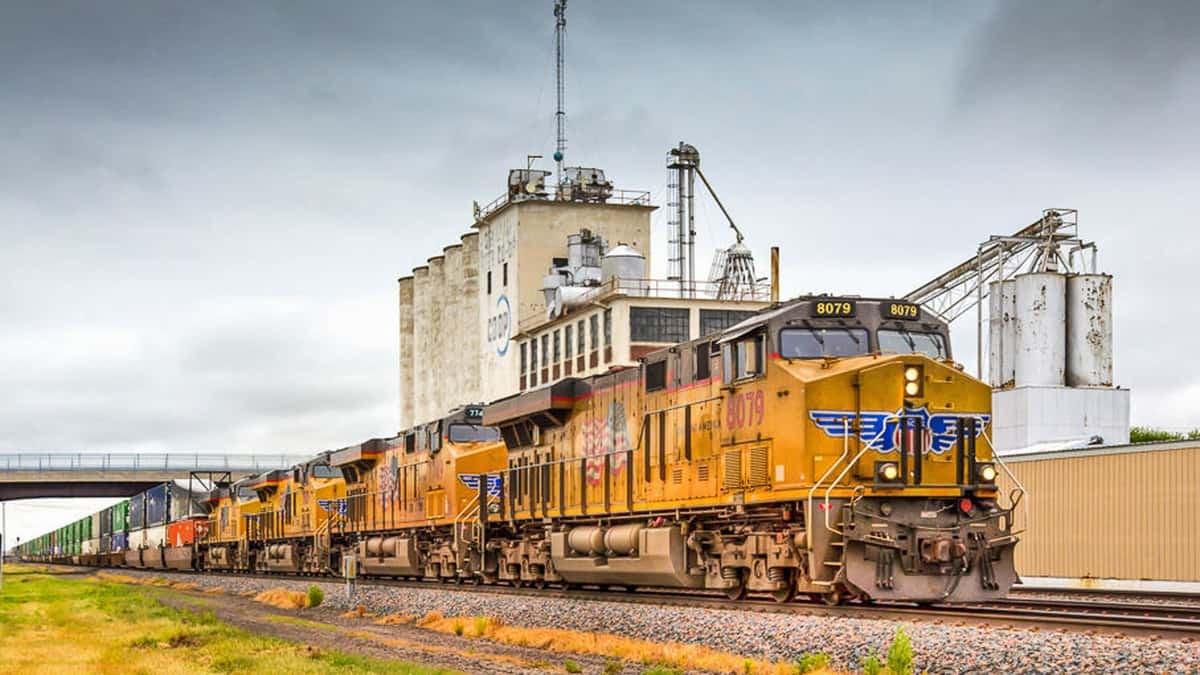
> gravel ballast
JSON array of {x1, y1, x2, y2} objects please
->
[{"x1": 108, "y1": 569, "x2": 1200, "y2": 673}]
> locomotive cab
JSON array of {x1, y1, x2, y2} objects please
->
[{"x1": 715, "y1": 296, "x2": 1017, "y2": 603}]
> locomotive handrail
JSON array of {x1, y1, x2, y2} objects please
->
[
  {"x1": 820, "y1": 418, "x2": 896, "y2": 538},
  {"x1": 978, "y1": 428, "x2": 1030, "y2": 530},
  {"x1": 453, "y1": 490, "x2": 482, "y2": 564},
  {"x1": 804, "y1": 418, "x2": 853, "y2": 583}
]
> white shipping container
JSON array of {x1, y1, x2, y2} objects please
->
[
  {"x1": 83, "y1": 538, "x2": 99, "y2": 556},
  {"x1": 143, "y1": 524, "x2": 167, "y2": 550}
]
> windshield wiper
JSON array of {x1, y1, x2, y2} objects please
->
[
  {"x1": 835, "y1": 327, "x2": 861, "y2": 346},
  {"x1": 896, "y1": 328, "x2": 918, "y2": 353}
]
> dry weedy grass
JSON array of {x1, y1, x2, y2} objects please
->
[
  {"x1": 253, "y1": 588, "x2": 310, "y2": 609},
  {"x1": 415, "y1": 614, "x2": 834, "y2": 674}
]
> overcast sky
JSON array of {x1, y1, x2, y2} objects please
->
[{"x1": 3, "y1": 1, "x2": 1199, "y2": 544}]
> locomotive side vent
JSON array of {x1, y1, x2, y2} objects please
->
[
  {"x1": 748, "y1": 447, "x2": 770, "y2": 487},
  {"x1": 722, "y1": 451, "x2": 742, "y2": 490}
]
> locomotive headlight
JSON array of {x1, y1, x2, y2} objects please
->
[
  {"x1": 977, "y1": 463, "x2": 997, "y2": 483},
  {"x1": 902, "y1": 366, "x2": 923, "y2": 397},
  {"x1": 875, "y1": 461, "x2": 902, "y2": 485}
]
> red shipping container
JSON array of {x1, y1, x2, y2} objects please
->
[{"x1": 166, "y1": 518, "x2": 210, "y2": 547}]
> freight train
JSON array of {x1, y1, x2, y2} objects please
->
[{"x1": 14, "y1": 296, "x2": 1021, "y2": 604}]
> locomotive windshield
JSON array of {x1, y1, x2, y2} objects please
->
[
  {"x1": 878, "y1": 329, "x2": 948, "y2": 359},
  {"x1": 448, "y1": 423, "x2": 502, "y2": 443},
  {"x1": 779, "y1": 327, "x2": 869, "y2": 359},
  {"x1": 310, "y1": 464, "x2": 341, "y2": 479}
]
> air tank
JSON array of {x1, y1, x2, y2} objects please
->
[
  {"x1": 1066, "y1": 273, "x2": 1113, "y2": 386},
  {"x1": 601, "y1": 245, "x2": 646, "y2": 282},
  {"x1": 1013, "y1": 272, "x2": 1066, "y2": 386},
  {"x1": 551, "y1": 286, "x2": 593, "y2": 318},
  {"x1": 987, "y1": 280, "x2": 1016, "y2": 388}
]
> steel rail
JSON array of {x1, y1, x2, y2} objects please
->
[{"x1": 68, "y1": 563, "x2": 1200, "y2": 637}]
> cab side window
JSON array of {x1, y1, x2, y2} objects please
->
[{"x1": 723, "y1": 333, "x2": 766, "y2": 383}]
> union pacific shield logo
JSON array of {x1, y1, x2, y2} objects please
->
[
  {"x1": 458, "y1": 473, "x2": 503, "y2": 497},
  {"x1": 809, "y1": 408, "x2": 990, "y2": 455}
]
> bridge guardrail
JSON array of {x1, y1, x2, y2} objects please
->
[{"x1": 0, "y1": 453, "x2": 310, "y2": 473}]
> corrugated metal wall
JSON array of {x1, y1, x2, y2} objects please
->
[{"x1": 1000, "y1": 443, "x2": 1200, "y2": 581}]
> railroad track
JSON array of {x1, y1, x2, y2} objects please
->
[{"x1": 84, "y1": 564, "x2": 1200, "y2": 639}]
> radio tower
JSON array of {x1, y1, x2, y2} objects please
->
[{"x1": 553, "y1": 0, "x2": 567, "y2": 190}]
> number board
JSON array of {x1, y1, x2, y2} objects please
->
[
  {"x1": 464, "y1": 405, "x2": 485, "y2": 421},
  {"x1": 882, "y1": 302, "x2": 920, "y2": 320},
  {"x1": 811, "y1": 300, "x2": 855, "y2": 318}
]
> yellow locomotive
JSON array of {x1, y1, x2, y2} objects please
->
[
  {"x1": 329, "y1": 406, "x2": 506, "y2": 579},
  {"x1": 194, "y1": 294, "x2": 1018, "y2": 605},
  {"x1": 477, "y1": 295, "x2": 1018, "y2": 603}
]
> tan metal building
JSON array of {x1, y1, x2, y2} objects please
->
[{"x1": 999, "y1": 440, "x2": 1200, "y2": 583}]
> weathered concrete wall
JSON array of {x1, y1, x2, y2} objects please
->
[
  {"x1": 400, "y1": 201, "x2": 655, "y2": 426},
  {"x1": 397, "y1": 276, "x2": 415, "y2": 429},
  {"x1": 411, "y1": 266, "x2": 431, "y2": 426},
  {"x1": 443, "y1": 244, "x2": 465, "y2": 416},
  {"x1": 425, "y1": 256, "x2": 445, "y2": 425},
  {"x1": 460, "y1": 232, "x2": 481, "y2": 399}
]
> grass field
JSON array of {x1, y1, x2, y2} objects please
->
[{"x1": 0, "y1": 565, "x2": 452, "y2": 674}]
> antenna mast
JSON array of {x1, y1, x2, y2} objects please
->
[{"x1": 553, "y1": 0, "x2": 567, "y2": 190}]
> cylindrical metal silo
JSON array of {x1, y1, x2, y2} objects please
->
[
  {"x1": 1066, "y1": 273, "x2": 1113, "y2": 386},
  {"x1": 988, "y1": 279, "x2": 1016, "y2": 388},
  {"x1": 1013, "y1": 272, "x2": 1066, "y2": 386}
]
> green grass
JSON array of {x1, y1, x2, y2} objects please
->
[{"x1": 0, "y1": 565, "x2": 456, "y2": 674}]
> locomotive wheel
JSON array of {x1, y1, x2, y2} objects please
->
[
  {"x1": 770, "y1": 584, "x2": 796, "y2": 604},
  {"x1": 531, "y1": 578, "x2": 547, "y2": 590},
  {"x1": 723, "y1": 573, "x2": 748, "y2": 601},
  {"x1": 821, "y1": 589, "x2": 843, "y2": 606}
]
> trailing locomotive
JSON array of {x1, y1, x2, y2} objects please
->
[{"x1": 16, "y1": 295, "x2": 1020, "y2": 605}]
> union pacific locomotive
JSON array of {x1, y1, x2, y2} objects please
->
[{"x1": 17, "y1": 296, "x2": 1020, "y2": 604}]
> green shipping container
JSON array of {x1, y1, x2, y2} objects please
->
[
  {"x1": 113, "y1": 500, "x2": 129, "y2": 532},
  {"x1": 80, "y1": 515, "x2": 92, "y2": 540}
]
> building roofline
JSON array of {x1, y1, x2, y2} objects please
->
[
  {"x1": 1002, "y1": 438, "x2": 1200, "y2": 462},
  {"x1": 472, "y1": 196, "x2": 657, "y2": 228}
]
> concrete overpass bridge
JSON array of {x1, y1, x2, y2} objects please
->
[{"x1": 0, "y1": 453, "x2": 312, "y2": 500}]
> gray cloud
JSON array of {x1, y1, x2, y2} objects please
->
[
  {"x1": 2, "y1": 1, "x2": 1199, "y2": 544},
  {"x1": 952, "y1": 1, "x2": 1200, "y2": 149}
]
